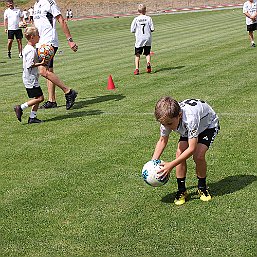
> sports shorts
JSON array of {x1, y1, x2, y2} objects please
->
[
  {"x1": 8, "y1": 29, "x2": 23, "y2": 40},
  {"x1": 135, "y1": 45, "x2": 151, "y2": 56},
  {"x1": 179, "y1": 127, "x2": 220, "y2": 148},
  {"x1": 247, "y1": 23, "x2": 257, "y2": 31},
  {"x1": 26, "y1": 86, "x2": 43, "y2": 98}
]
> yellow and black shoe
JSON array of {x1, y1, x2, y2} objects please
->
[
  {"x1": 174, "y1": 190, "x2": 188, "y2": 206},
  {"x1": 198, "y1": 188, "x2": 212, "y2": 202}
]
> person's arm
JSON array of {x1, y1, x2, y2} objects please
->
[
  {"x1": 4, "y1": 17, "x2": 8, "y2": 33},
  {"x1": 244, "y1": 11, "x2": 256, "y2": 20},
  {"x1": 152, "y1": 136, "x2": 169, "y2": 160},
  {"x1": 131, "y1": 18, "x2": 136, "y2": 33},
  {"x1": 158, "y1": 137, "x2": 198, "y2": 177},
  {"x1": 56, "y1": 14, "x2": 78, "y2": 52}
]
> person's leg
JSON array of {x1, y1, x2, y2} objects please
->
[
  {"x1": 249, "y1": 31, "x2": 255, "y2": 46},
  {"x1": 17, "y1": 39, "x2": 23, "y2": 57},
  {"x1": 193, "y1": 143, "x2": 208, "y2": 178},
  {"x1": 47, "y1": 67, "x2": 56, "y2": 102},
  {"x1": 38, "y1": 65, "x2": 69, "y2": 94},
  {"x1": 174, "y1": 140, "x2": 189, "y2": 205},
  {"x1": 17, "y1": 38, "x2": 23, "y2": 56},
  {"x1": 40, "y1": 49, "x2": 58, "y2": 108},
  {"x1": 146, "y1": 54, "x2": 151, "y2": 73},
  {"x1": 144, "y1": 46, "x2": 151, "y2": 73},
  {"x1": 7, "y1": 39, "x2": 13, "y2": 52},
  {"x1": 7, "y1": 39, "x2": 13, "y2": 58},
  {"x1": 28, "y1": 95, "x2": 44, "y2": 123},
  {"x1": 193, "y1": 143, "x2": 211, "y2": 201},
  {"x1": 135, "y1": 54, "x2": 140, "y2": 70},
  {"x1": 38, "y1": 65, "x2": 77, "y2": 110},
  {"x1": 14, "y1": 88, "x2": 44, "y2": 122}
]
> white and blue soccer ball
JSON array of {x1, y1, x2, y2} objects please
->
[{"x1": 142, "y1": 159, "x2": 169, "y2": 187}]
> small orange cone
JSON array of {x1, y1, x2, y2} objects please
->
[{"x1": 107, "y1": 75, "x2": 115, "y2": 90}]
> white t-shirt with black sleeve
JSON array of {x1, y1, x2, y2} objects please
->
[
  {"x1": 33, "y1": 0, "x2": 61, "y2": 47},
  {"x1": 160, "y1": 99, "x2": 219, "y2": 139}
]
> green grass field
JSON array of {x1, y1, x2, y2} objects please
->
[{"x1": 0, "y1": 8, "x2": 257, "y2": 257}]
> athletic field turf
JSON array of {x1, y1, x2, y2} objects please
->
[{"x1": 0, "y1": 8, "x2": 256, "y2": 257}]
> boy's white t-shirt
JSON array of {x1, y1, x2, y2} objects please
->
[
  {"x1": 243, "y1": 0, "x2": 257, "y2": 25},
  {"x1": 131, "y1": 14, "x2": 154, "y2": 47},
  {"x1": 23, "y1": 10, "x2": 28, "y2": 19},
  {"x1": 160, "y1": 99, "x2": 219, "y2": 138},
  {"x1": 4, "y1": 8, "x2": 23, "y2": 30},
  {"x1": 22, "y1": 44, "x2": 40, "y2": 89},
  {"x1": 28, "y1": 7, "x2": 34, "y2": 17},
  {"x1": 33, "y1": 0, "x2": 61, "y2": 47}
]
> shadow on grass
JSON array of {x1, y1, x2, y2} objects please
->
[
  {"x1": 209, "y1": 175, "x2": 257, "y2": 196},
  {"x1": 161, "y1": 175, "x2": 257, "y2": 203},
  {"x1": 0, "y1": 71, "x2": 22, "y2": 77},
  {"x1": 44, "y1": 109, "x2": 103, "y2": 122},
  {"x1": 72, "y1": 94, "x2": 126, "y2": 110},
  {"x1": 153, "y1": 65, "x2": 185, "y2": 74}
]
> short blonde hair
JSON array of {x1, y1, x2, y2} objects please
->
[
  {"x1": 24, "y1": 26, "x2": 39, "y2": 40},
  {"x1": 138, "y1": 4, "x2": 146, "y2": 14},
  {"x1": 155, "y1": 96, "x2": 181, "y2": 124}
]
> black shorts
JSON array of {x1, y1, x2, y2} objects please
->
[
  {"x1": 179, "y1": 127, "x2": 220, "y2": 148},
  {"x1": 29, "y1": 16, "x2": 33, "y2": 21},
  {"x1": 8, "y1": 29, "x2": 23, "y2": 40},
  {"x1": 36, "y1": 46, "x2": 58, "y2": 69},
  {"x1": 135, "y1": 46, "x2": 151, "y2": 56},
  {"x1": 26, "y1": 87, "x2": 43, "y2": 98},
  {"x1": 247, "y1": 23, "x2": 257, "y2": 31}
]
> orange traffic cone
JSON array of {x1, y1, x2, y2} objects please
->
[{"x1": 107, "y1": 75, "x2": 115, "y2": 90}]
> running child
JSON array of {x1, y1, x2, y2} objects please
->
[
  {"x1": 131, "y1": 4, "x2": 154, "y2": 75},
  {"x1": 14, "y1": 26, "x2": 46, "y2": 124}
]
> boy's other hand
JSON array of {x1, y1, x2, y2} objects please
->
[
  {"x1": 68, "y1": 41, "x2": 78, "y2": 52},
  {"x1": 157, "y1": 162, "x2": 173, "y2": 178}
]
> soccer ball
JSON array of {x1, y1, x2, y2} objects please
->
[
  {"x1": 141, "y1": 159, "x2": 169, "y2": 187},
  {"x1": 37, "y1": 44, "x2": 55, "y2": 62}
]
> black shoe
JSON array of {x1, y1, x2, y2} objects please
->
[
  {"x1": 8, "y1": 51, "x2": 11, "y2": 59},
  {"x1": 65, "y1": 89, "x2": 77, "y2": 110},
  {"x1": 28, "y1": 117, "x2": 43, "y2": 124},
  {"x1": 14, "y1": 105, "x2": 23, "y2": 122},
  {"x1": 251, "y1": 43, "x2": 256, "y2": 47},
  {"x1": 40, "y1": 101, "x2": 57, "y2": 109}
]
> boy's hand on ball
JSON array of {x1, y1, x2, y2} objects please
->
[{"x1": 157, "y1": 162, "x2": 173, "y2": 178}]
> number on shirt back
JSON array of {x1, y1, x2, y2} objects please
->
[
  {"x1": 141, "y1": 23, "x2": 145, "y2": 34},
  {"x1": 184, "y1": 99, "x2": 205, "y2": 106}
]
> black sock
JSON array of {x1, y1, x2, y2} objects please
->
[
  {"x1": 197, "y1": 177, "x2": 206, "y2": 189},
  {"x1": 177, "y1": 177, "x2": 186, "y2": 192}
]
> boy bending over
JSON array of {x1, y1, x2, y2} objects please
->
[{"x1": 152, "y1": 97, "x2": 220, "y2": 205}]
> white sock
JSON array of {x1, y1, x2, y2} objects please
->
[
  {"x1": 20, "y1": 102, "x2": 28, "y2": 110},
  {"x1": 30, "y1": 111, "x2": 37, "y2": 119}
]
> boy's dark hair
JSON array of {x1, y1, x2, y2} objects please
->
[{"x1": 155, "y1": 96, "x2": 181, "y2": 124}]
